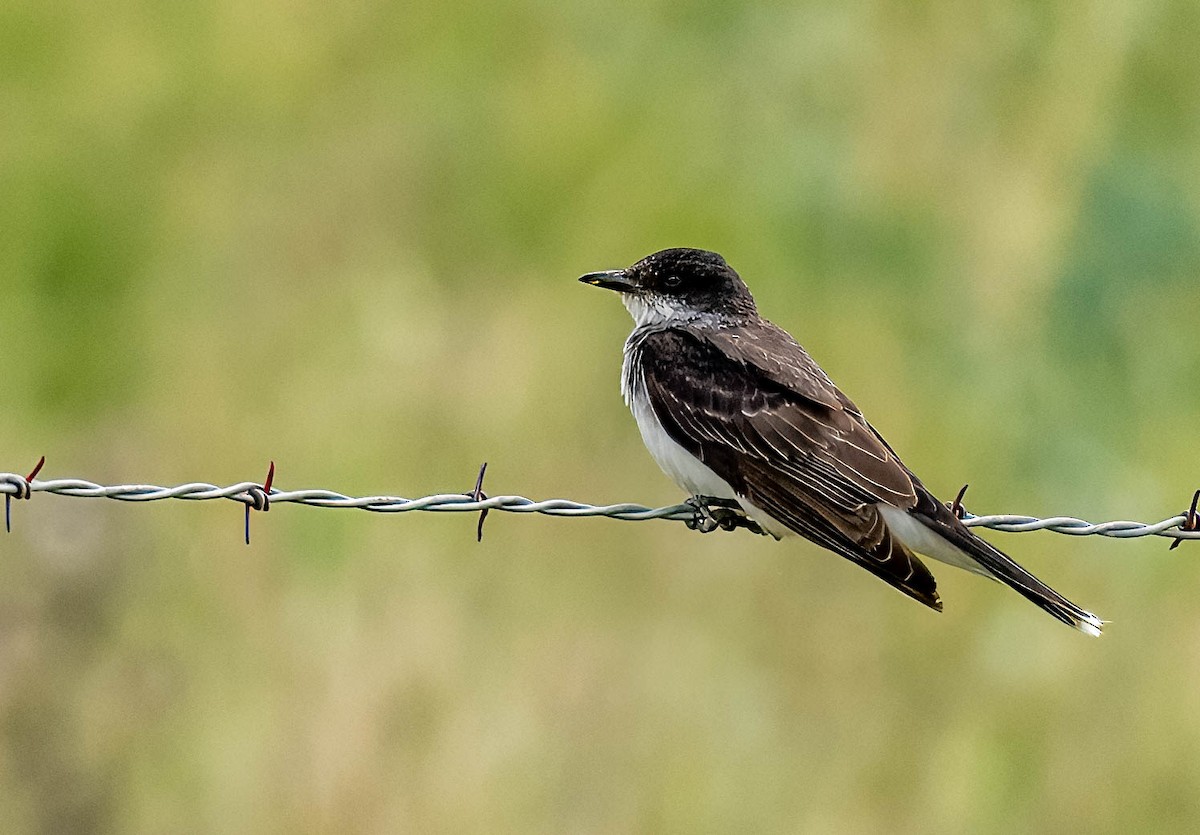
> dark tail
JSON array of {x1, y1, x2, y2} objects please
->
[{"x1": 915, "y1": 500, "x2": 1103, "y2": 636}]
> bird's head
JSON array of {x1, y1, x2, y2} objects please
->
[{"x1": 579, "y1": 248, "x2": 757, "y2": 326}]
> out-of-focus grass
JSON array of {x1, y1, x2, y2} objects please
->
[{"x1": 2, "y1": 1, "x2": 1199, "y2": 832}]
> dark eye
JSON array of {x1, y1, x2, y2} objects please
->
[{"x1": 663, "y1": 275, "x2": 682, "y2": 289}]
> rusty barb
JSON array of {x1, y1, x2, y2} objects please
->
[
  {"x1": 1, "y1": 459, "x2": 1198, "y2": 548},
  {"x1": 948, "y1": 483, "x2": 970, "y2": 520},
  {"x1": 1169, "y1": 489, "x2": 1200, "y2": 552},
  {"x1": 243, "y1": 461, "x2": 275, "y2": 545},
  {"x1": 467, "y1": 462, "x2": 490, "y2": 543}
]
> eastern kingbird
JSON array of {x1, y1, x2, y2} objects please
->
[{"x1": 580, "y1": 248, "x2": 1102, "y2": 635}]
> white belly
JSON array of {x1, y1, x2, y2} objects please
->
[{"x1": 629, "y1": 386, "x2": 736, "y2": 499}]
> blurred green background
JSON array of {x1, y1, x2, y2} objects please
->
[{"x1": 3, "y1": 1, "x2": 1200, "y2": 832}]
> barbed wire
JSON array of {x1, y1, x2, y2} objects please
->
[{"x1": 1, "y1": 459, "x2": 1197, "y2": 547}]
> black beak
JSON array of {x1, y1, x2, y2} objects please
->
[{"x1": 579, "y1": 270, "x2": 637, "y2": 293}]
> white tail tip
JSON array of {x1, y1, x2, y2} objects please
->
[{"x1": 1078, "y1": 612, "x2": 1105, "y2": 637}]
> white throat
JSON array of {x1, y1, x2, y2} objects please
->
[
  {"x1": 621, "y1": 292, "x2": 682, "y2": 328},
  {"x1": 621, "y1": 292, "x2": 730, "y2": 330}
]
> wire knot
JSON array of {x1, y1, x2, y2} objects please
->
[
  {"x1": 0, "y1": 473, "x2": 32, "y2": 502},
  {"x1": 244, "y1": 486, "x2": 271, "y2": 513}
]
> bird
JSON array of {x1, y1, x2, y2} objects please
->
[{"x1": 579, "y1": 247, "x2": 1102, "y2": 635}]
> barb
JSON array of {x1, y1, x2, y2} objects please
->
[
  {"x1": 1168, "y1": 489, "x2": 1199, "y2": 551},
  {"x1": 3, "y1": 456, "x2": 46, "y2": 533},
  {"x1": 243, "y1": 461, "x2": 275, "y2": 545},
  {"x1": 0, "y1": 469, "x2": 1197, "y2": 545},
  {"x1": 948, "y1": 483, "x2": 970, "y2": 520},
  {"x1": 467, "y1": 462, "x2": 490, "y2": 542}
]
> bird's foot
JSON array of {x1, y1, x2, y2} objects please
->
[
  {"x1": 685, "y1": 496, "x2": 722, "y2": 533},
  {"x1": 684, "y1": 496, "x2": 768, "y2": 536}
]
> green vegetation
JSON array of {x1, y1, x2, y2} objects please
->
[{"x1": 2, "y1": 1, "x2": 1199, "y2": 832}]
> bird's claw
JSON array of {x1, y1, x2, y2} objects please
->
[{"x1": 685, "y1": 496, "x2": 767, "y2": 536}]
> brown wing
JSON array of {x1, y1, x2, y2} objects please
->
[
  {"x1": 635, "y1": 326, "x2": 941, "y2": 611},
  {"x1": 704, "y1": 321, "x2": 847, "y2": 410}
]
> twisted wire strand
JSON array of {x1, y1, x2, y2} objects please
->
[{"x1": 1, "y1": 473, "x2": 1197, "y2": 541}]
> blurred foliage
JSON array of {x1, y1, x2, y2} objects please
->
[{"x1": 2, "y1": 1, "x2": 1199, "y2": 832}]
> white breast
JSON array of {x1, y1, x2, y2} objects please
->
[{"x1": 625, "y1": 369, "x2": 735, "y2": 499}]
